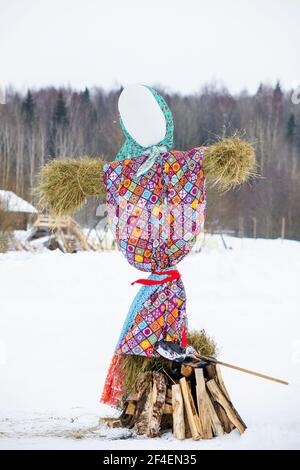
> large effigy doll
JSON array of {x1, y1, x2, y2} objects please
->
[{"x1": 38, "y1": 84, "x2": 256, "y2": 408}]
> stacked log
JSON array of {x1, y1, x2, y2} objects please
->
[{"x1": 100, "y1": 363, "x2": 246, "y2": 439}]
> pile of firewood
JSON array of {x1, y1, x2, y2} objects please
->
[{"x1": 101, "y1": 363, "x2": 246, "y2": 440}]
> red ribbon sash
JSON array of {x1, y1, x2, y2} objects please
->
[{"x1": 131, "y1": 269, "x2": 181, "y2": 286}]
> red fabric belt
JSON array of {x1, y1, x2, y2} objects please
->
[{"x1": 131, "y1": 269, "x2": 181, "y2": 286}]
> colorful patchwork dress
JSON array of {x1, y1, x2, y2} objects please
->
[{"x1": 101, "y1": 87, "x2": 207, "y2": 407}]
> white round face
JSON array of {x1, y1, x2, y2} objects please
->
[{"x1": 118, "y1": 84, "x2": 167, "y2": 147}]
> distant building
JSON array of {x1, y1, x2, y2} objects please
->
[{"x1": 0, "y1": 190, "x2": 38, "y2": 231}]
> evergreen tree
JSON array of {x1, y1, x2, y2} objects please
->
[
  {"x1": 80, "y1": 87, "x2": 90, "y2": 103},
  {"x1": 80, "y1": 87, "x2": 97, "y2": 126},
  {"x1": 256, "y1": 83, "x2": 263, "y2": 96},
  {"x1": 273, "y1": 81, "x2": 283, "y2": 101},
  {"x1": 22, "y1": 90, "x2": 35, "y2": 125},
  {"x1": 272, "y1": 81, "x2": 283, "y2": 122},
  {"x1": 286, "y1": 113, "x2": 296, "y2": 142},
  {"x1": 53, "y1": 92, "x2": 68, "y2": 127}
]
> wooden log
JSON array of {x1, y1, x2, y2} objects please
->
[
  {"x1": 163, "y1": 403, "x2": 173, "y2": 414},
  {"x1": 134, "y1": 385, "x2": 153, "y2": 435},
  {"x1": 165, "y1": 389, "x2": 172, "y2": 406},
  {"x1": 162, "y1": 384, "x2": 173, "y2": 432},
  {"x1": 215, "y1": 365, "x2": 231, "y2": 400},
  {"x1": 195, "y1": 369, "x2": 213, "y2": 439},
  {"x1": 180, "y1": 378, "x2": 201, "y2": 440},
  {"x1": 187, "y1": 385, "x2": 202, "y2": 436},
  {"x1": 181, "y1": 364, "x2": 193, "y2": 377},
  {"x1": 206, "y1": 379, "x2": 247, "y2": 434},
  {"x1": 184, "y1": 407, "x2": 192, "y2": 438},
  {"x1": 205, "y1": 364, "x2": 230, "y2": 401},
  {"x1": 172, "y1": 383, "x2": 185, "y2": 440},
  {"x1": 134, "y1": 372, "x2": 153, "y2": 435},
  {"x1": 213, "y1": 366, "x2": 247, "y2": 432},
  {"x1": 147, "y1": 371, "x2": 167, "y2": 438},
  {"x1": 205, "y1": 364, "x2": 234, "y2": 432},
  {"x1": 206, "y1": 395, "x2": 224, "y2": 436},
  {"x1": 125, "y1": 402, "x2": 136, "y2": 416},
  {"x1": 206, "y1": 365, "x2": 246, "y2": 433},
  {"x1": 214, "y1": 402, "x2": 235, "y2": 433}
]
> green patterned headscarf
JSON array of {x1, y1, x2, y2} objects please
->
[{"x1": 116, "y1": 86, "x2": 174, "y2": 164}]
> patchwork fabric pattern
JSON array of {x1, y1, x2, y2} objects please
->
[
  {"x1": 100, "y1": 86, "x2": 207, "y2": 408},
  {"x1": 101, "y1": 148, "x2": 206, "y2": 407},
  {"x1": 104, "y1": 147, "x2": 206, "y2": 273},
  {"x1": 116, "y1": 275, "x2": 186, "y2": 357}
]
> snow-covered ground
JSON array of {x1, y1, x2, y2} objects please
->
[{"x1": 0, "y1": 236, "x2": 299, "y2": 449}]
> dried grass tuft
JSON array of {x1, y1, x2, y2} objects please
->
[
  {"x1": 203, "y1": 136, "x2": 257, "y2": 191},
  {"x1": 120, "y1": 355, "x2": 171, "y2": 395},
  {"x1": 37, "y1": 157, "x2": 106, "y2": 216},
  {"x1": 187, "y1": 329, "x2": 217, "y2": 357}
]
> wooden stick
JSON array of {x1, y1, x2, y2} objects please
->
[
  {"x1": 206, "y1": 364, "x2": 231, "y2": 401},
  {"x1": 214, "y1": 365, "x2": 246, "y2": 431},
  {"x1": 205, "y1": 365, "x2": 234, "y2": 433},
  {"x1": 195, "y1": 369, "x2": 213, "y2": 439},
  {"x1": 198, "y1": 355, "x2": 289, "y2": 385},
  {"x1": 213, "y1": 400, "x2": 235, "y2": 433},
  {"x1": 205, "y1": 394, "x2": 224, "y2": 437},
  {"x1": 163, "y1": 403, "x2": 173, "y2": 414},
  {"x1": 180, "y1": 378, "x2": 201, "y2": 440},
  {"x1": 215, "y1": 364, "x2": 231, "y2": 401},
  {"x1": 147, "y1": 372, "x2": 167, "y2": 438},
  {"x1": 184, "y1": 407, "x2": 192, "y2": 438},
  {"x1": 125, "y1": 402, "x2": 136, "y2": 416},
  {"x1": 165, "y1": 397, "x2": 173, "y2": 406},
  {"x1": 181, "y1": 364, "x2": 193, "y2": 377},
  {"x1": 134, "y1": 372, "x2": 153, "y2": 435},
  {"x1": 187, "y1": 383, "x2": 202, "y2": 436},
  {"x1": 207, "y1": 379, "x2": 247, "y2": 434},
  {"x1": 172, "y1": 384, "x2": 185, "y2": 440}
]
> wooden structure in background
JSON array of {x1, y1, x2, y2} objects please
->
[{"x1": 25, "y1": 215, "x2": 99, "y2": 253}]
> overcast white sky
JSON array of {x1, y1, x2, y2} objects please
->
[{"x1": 0, "y1": 0, "x2": 299, "y2": 95}]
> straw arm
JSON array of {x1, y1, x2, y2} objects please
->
[
  {"x1": 201, "y1": 136, "x2": 257, "y2": 191},
  {"x1": 37, "y1": 156, "x2": 107, "y2": 216}
]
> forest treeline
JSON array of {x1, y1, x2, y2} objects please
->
[{"x1": 0, "y1": 82, "x2": 299, "y2": 239}]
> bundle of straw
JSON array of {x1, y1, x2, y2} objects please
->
[
  {"x1": 203, "y1": 136, "x2": 256, "y2": 191},
  {"x1": 37, "y1": 157, "x2": 106, "y2": 215}
]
